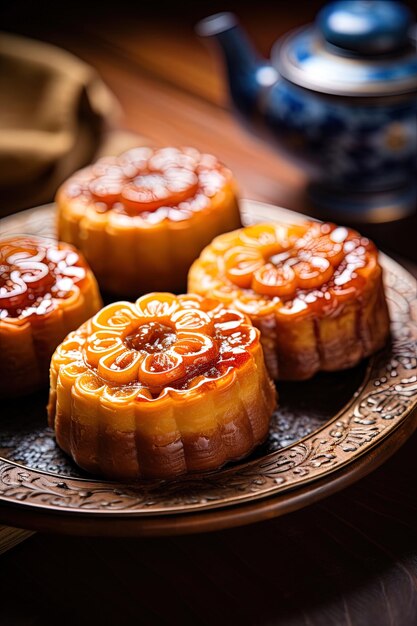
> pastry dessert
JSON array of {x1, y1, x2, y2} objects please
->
[
  {"x1": 56, "y1": 147, "x2": 241, "y2": 296},
  {"x1": 48, "y1": 293, "x2": 276, "y2": 479},
  {"x1": 0, "y1": 236, "x2": 102, "y2": 398},
  {"x1": 188, "y1": 221, "x2": 390, "y2": 380}
]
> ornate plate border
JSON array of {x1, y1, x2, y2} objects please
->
[{"x1": 0, "y1": 201, "x2": 416, "y2": 518}]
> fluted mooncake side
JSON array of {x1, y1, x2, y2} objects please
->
[
  {"x1": 188, "y1": 222, "x2": 390, "y2": 380},
  {"x1": 0, "y1": 236, "x2": 102, "y2": 397},
  {"x1": 56, "y1": 147, "x2": 241, "y2": 296},
  {"x1": 48, "y1": 293, "x2": 276, "y2": 480}
]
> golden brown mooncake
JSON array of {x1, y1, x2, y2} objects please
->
[
  {"x1": 48, "y1": 293, "x2": 276, "y2": 480},
  {"x1": 0, "y1": 236, "x2": 102, "y2": 398},
  {"x1": 56, "y1": 147, "x2": 241, "y2": 296},
  {"x1": 188, "y1": 221, "x2": 390, "y2": 380}
]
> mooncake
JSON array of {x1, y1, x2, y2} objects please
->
[
  {"x1": 0, "y1": 236, "x2": 102, "y2": 397},
  {"x1": 56, "y1": 147, "x2": 241, "y2": 296},
  {"x1": 48, "y1": 293, "x2": 276, "y2": 479},
  {"x1": 188, "y1": 221, "x2": 390, "y2": 380}
]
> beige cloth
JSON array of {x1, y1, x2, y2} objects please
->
[{"x1": 0, "y1": 32, "x2": 120, "y2": 216}]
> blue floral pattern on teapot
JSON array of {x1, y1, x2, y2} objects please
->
[
  {"x1": 198, "y1": 1, "x2": 417, "y2": 216},
  {"x1": 266, "y1": 80, "x2": 416, "y2": 190}
]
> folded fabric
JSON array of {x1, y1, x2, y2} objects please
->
[{"x1": 0, "y1": 32, "x2": 119, "y2": 216}]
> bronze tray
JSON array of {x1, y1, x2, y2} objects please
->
[{"x1": 0, "y1": 200, "x2": 416, "y2": 536}]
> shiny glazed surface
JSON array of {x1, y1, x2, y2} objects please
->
[
  {"x1": 188, "y1": 221, "x2": 390, "y2": 379},
  {"x1": 63, "y1": 147, "x2": 230, "y2": 220},
  {"x1": 1, "y1": 236, "x2": 88, "y2": 320},
  {"x1": 81, "y1": 294, "x2": 257, "y2": 395},
  {"x1": 0, "y1": 236, "x2": 102, "y2": 397},
  {"x1": 57, "y1": 147, "x2": 242, "y2": 295},
  {"x1": 48, "y1": 293, "x2": 276, "y2": 479}
]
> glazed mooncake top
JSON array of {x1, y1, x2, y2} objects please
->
[
  {"x1": 190, "y1": 222, "x2": 380, "y2": 319},
  {"x1": 60, "y1": 147, "x2": 233, "y2": 223},
  {"x1": 0, "y1": 236, "x2": 88, "y2": 322},
  {"x1": 53, "y1": 293, "x2": 261, "y2": 402}
]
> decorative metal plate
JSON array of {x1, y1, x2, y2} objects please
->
[{"x1": 0, "y1": 201, "x2": 416, "y2": 534}]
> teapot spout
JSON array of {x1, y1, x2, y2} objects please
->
[{"x1": 197, "y1": 12, "x2": 278, "y2": 117}]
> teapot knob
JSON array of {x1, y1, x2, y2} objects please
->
[{"x1": 318, "y1": 0, "x2": 413, "y2": 54}]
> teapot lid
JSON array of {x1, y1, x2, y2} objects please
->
[{"x1": 272, "y1": 0, "x2": 417, "y2": 97}]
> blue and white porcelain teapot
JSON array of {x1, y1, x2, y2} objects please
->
[{"x1": 198, "y1": 1, "x2": 417, "y2": 219}]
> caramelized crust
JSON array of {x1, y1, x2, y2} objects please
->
[
  {"x1": 0, "y1": 236, "x2": 102, "y2": 397},
  {"x1": 48, "y1": 293, "x2": 276, "y2": 480},
  {"x1": 188, "y1": 222, "x2": 390, "y2": 380},
  {"x1": 56, "y1": 147, "x2": 241, "y2": 296}
]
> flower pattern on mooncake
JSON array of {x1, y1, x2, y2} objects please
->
[
  {"x1": 188, "y1": 222, "x2": 390, "y2": 380},
  {"x1": 48, "y1": 293, "x2": 276, "y2": 479},
  {"x1": 0, "y1": 236, "x2": 102, "y2": 397},
  {"x1": 56, "y1": 147, "x2": 241, "y2": 295}
]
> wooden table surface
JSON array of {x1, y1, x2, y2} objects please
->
[{"x1": 1, "y1": 1, "x2": 416, "y2": 625}]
